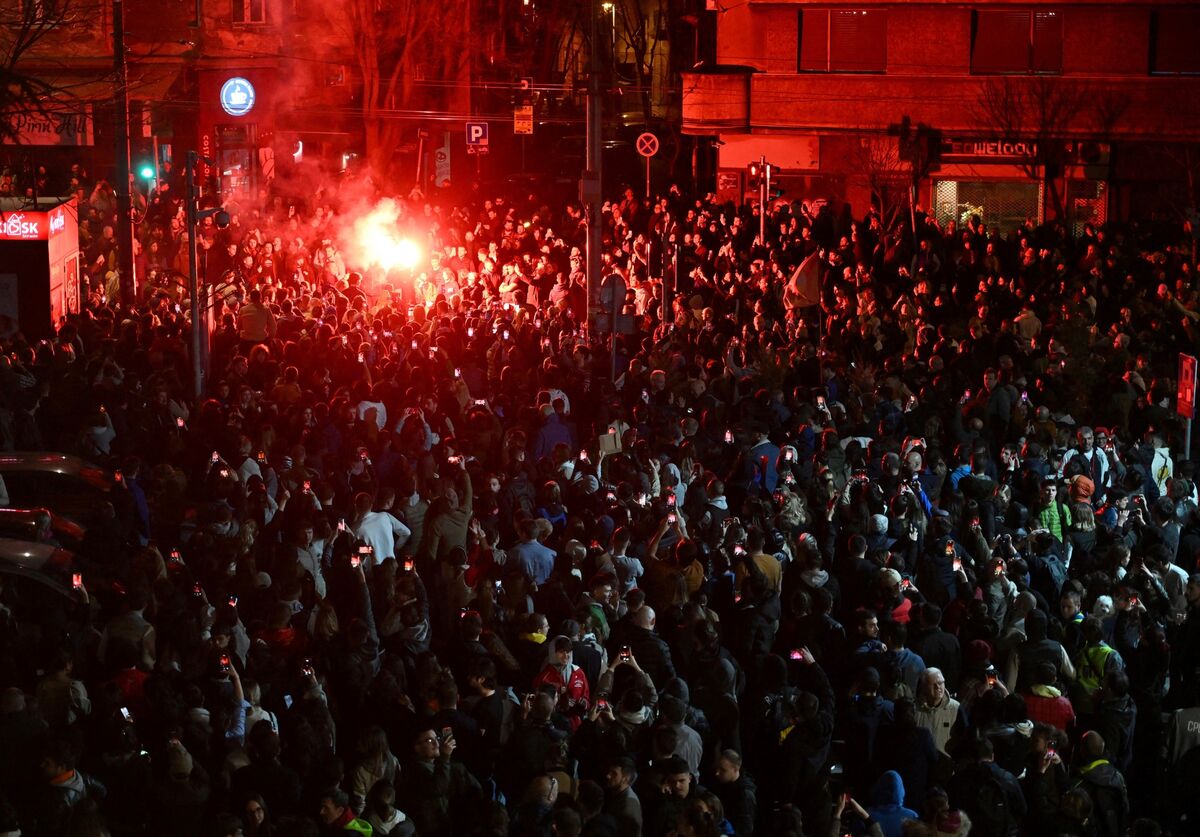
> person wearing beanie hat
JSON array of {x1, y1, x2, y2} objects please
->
[
  {"x1": 866, "y1": 513, "x2": 896, "y2": 554},
  {"x1": 1069, "y1": 474, "x2": 1095, "y2": 504}
]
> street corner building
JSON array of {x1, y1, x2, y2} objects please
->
[{"x1": 681, "y1": 0, "x2": 1200, "y2": 233}]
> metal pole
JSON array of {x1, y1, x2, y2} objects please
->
[
  {"x1": 585, "y1": 0, "x2": 603, "y2": 330},
  {"x1": 113, "y1": 0, "x2": 135, "y2": 302},
  {"x1": 758, "y1": 155, "x2": 766, "y2": 243},
  {"x1": 187, "y1": 151, "x2": 203, "y2": 401},
  {"x1": 414, "y1": 132, "x2": 425, "y2": 188},
  {"x1": 611, "y1": 290, "x2": 619, "y2": 382},
  {"x1": 673, "y1": 241, "x2": 679, "y2": 294},
  {"x1": 660, "y1": 228, "x2": 669, "y2": 327}
]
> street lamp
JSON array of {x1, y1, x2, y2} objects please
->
[{"x1": 601, "y1": 2, "x2": 616, "y2": 82}]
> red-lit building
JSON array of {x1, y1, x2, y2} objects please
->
[
  {"x1": 4, "y1": 0, "x2": 386, "y2": 199},
  {"x1": 682, "y1": 0, "x2": 1200, "y2": 229}
]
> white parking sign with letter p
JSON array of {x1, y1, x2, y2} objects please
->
[{"x1": 465, "y1": 122, "x2": 489, "y2": 146}]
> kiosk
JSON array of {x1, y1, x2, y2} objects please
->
[{"x1": 0, "y1": 198, "x2": 80, "y2": 340}]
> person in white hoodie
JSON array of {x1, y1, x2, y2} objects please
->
[{"x1": 351, "y1": 491, "x2": 411, "y2": 566}]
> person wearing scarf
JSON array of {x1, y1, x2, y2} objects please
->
[{"x1": 532, "y1": 635, "x2": 591, "y2": 731}]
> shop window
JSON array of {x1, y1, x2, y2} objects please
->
[
  {"x1": 972, "y1": 9, "x2": 1062, "y2": 74},
  {"x1": 798, "y1": 9, "x2": 887, "y2": 73},
  {"x1": 934, "y1": 179, "x2": 1044, "y2": 230},
  {"x1": 233, "y1": 0, "x2": 267, "y2": 25},
  {"x1": 1152, "y1": 9, "x2": 1200, "y2": 74}
]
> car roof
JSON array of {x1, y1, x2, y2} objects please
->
[
  {"x1": 0, "y1": 507, "x2": 86, "y2": 538},
  {"x1": 0, "y1": 453, "x2": 113, "y2": 491},
  {"x1": 0, "y1": 507, "x2": 52, "y2": 523},
  {"x1": 0, "y1": 556, "x2": 71, "y2": 598},
  {"x1": 0, "y1": 536, "x2": 69, "y2": 572}
]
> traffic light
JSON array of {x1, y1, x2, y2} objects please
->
[
  {"x1": 747, "y1": 161, "x2": 762, "y2": 186},
  {"x1": 137, "y1": 162, "x2": 156, "y2": 181}
]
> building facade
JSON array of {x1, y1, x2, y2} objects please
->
[{"x1": 681, "y1": 0, "x2": 1200, "y2": 230}]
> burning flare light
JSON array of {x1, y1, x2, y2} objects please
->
[{"x1": 350, "y1": 198, "x2": 422, "y2": 272}]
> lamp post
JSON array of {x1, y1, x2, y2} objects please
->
[
  {"x1": 583, "y1": 0, "x2": 604, "y2": 330},
  {"x1": 601, "y1": 1, "x2": 616, "y2": 82}
]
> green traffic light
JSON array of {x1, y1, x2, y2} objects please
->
[{"x1": 139, "y1": 165, "x2": 156, "y2": 180}]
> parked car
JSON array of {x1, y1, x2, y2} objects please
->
[
  {"x1": 0, "y1": 453, "x2": 120, "y2": 523},
  {"x1": 0, "y1": 507, "x2": 86, "y2": 550},
  {"x1": 0, "y1": 536, "x2": 75, "y2": 598}
]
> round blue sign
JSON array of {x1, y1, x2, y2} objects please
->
[{"x1": 220, "y1": 77, "x2": 256, "y2": 117}]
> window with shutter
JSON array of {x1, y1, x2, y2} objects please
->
[
  {"x1": 972, "y1": 10, "x2": 1031, "y2": 73},
  {"x1": 1031, "y1": 11, "x2": 1062, "y2": 73},
  {"x1": 1152, "y1": 9, "x2": 1200, "y2": 74},
  {"x1": 831, "y1": 10, "x2": 887, "y2": 72},
  {"x1": 799, "y1": 9, "x2": 830, "y2": 72},
  {"x1": 972, "y1": 9, "x2": 1063, "y2": 74},
  {"x1": 798, "y1": 8, "x2": 886, "y2": 73}
]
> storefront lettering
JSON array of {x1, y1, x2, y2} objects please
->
[
  {"x1": 201, "y1": 134, "x2": 212, "y2": 179},
  {"x1": 2, "y1": 108, "x2": 94, "y2": 146},
  {"x1": 943, "y1": 139, "x2": 1038, "y2": 160}
]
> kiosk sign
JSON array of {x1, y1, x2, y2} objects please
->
[{"x1": 0, "y1": 213, "x2": 44, "y2": 241}]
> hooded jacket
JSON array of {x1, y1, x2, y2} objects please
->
[
  {"x1": 531, "y1": 637, "x2": 591, "y2": 730},
  {"x1": 1074, "y1": 759, "x2": 1129, "y2": 837},
  {"x1": 867, "y1": 770, "x2": 919, "y2": 837}
]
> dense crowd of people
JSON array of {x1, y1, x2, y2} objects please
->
[{"x1": 0, "y1": 158, "x2": 1198, "y2": 837}]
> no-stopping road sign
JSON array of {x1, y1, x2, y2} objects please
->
[{"x1": 637, "y1": 132, "x2": 659, "y2": 198}]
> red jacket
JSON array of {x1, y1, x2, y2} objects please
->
[
  {"x1": 532, "y1": 662, "x2": 590, "y2": 730},
  {"x1": 1024, "y1": 688, "x2": 1076, "y2": 732}
]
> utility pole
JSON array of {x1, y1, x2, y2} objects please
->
[
  {"x1": 113, "y1": 0, "x2": 134, "y2": 302},
  {"x1": 582, "y1": 0, "x2": 604, "y2": 330}
]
